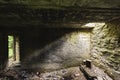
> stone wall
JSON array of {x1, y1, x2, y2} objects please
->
[
  {"x1": 91, "y1": 21, "x2": 120, "y2": 79},
  {"x1": 20, "y1": 28, "x2": 91, "y2": 71},
  {"x1": 16, "y1": 20, "x2": 120, "y2": 79}
]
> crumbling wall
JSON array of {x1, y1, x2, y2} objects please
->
[{"x1": 91, "y1": 21, "x2": 120, "y2": 79}]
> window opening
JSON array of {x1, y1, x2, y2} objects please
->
[{"x1": 8, "y1": 35, "x2": 20, "y2": 67}]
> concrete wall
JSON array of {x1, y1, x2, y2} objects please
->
[
  {"x1": 0, "y1": 33, "x2": 8, "y2": 70},
  {"x1": 20, "y1": 28, "x2": 91, "y2": 71}
]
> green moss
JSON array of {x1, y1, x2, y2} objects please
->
[{"x1": 8, "y1": 36, "x2": 14, "y2": 58}]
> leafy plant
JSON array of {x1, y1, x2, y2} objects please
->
[{"x1": 8, "y1": 36, "x2": 14, "y2": 58}]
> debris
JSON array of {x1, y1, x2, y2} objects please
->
[
  {"x1": 0, "y1": 62, "x2": 113, "y2": 80},
  {"x1": 74, "y1": 73, "x2": 80, "y2": 77},
  {"x1": 83, "y1": 59, "x2": 92, "y2": 68}
]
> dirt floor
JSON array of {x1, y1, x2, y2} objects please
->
[{"x1": 0, "y1": 60, "x2": 113, "y2": 80}]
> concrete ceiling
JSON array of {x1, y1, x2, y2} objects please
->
[
  {"x1": 0, "y1": 0, "x2": 120, "y2": 28},
  {"x1": 0, "y1": 0, "x2": 120, "y2": 8}
]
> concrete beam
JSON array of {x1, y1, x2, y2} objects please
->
[{"x1": 0, "y1": 4, "x2": 120, "y2": 28}]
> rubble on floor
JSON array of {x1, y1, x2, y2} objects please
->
[{"x1": 0, "y1": 60, "x2": 113, "y2": 80}]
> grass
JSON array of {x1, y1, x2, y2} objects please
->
[{"x1": 8, "y1": 36, "x2": 14, "y2": 58}]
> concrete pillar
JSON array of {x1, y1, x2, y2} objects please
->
[
  {"x1": 14, "y1": 36, "x2": 20, "y2": 63},
  {"x1": 0, "y1": 33, "x2": 8, "y2": 70}
]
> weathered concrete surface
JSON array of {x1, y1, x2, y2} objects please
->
[
  {"x1": 20, "y1": 28, "x2": 91, "y2": 71},
  {"x1": 0, "y1": 0, "x2": 120, "y2": 8},
  {"x1": 0, "y1": 7, "x2": 120, "y2": 28},
  {"x1": 0, "y1": 1, "x2": 120, "y2": 28}
]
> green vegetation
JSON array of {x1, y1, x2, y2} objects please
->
[{"x1": 8, "y1": 36, "x2": 14, "y2": 58}]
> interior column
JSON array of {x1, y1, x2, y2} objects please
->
[{"x1": 0, "y1": 33, "x2": 8, "y2": 70}]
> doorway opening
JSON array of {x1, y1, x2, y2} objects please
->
[{"x1": 8, "y1": 35, "x2": 20, "y2": 67}]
